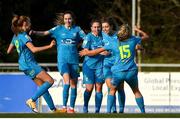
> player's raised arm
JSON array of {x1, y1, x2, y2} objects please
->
[
  {"x1": 7, "y1": 44, "x2": 14, "y2": 54},
  {"x1": 29, "y1": 30, "x2": 50, "y2": 36},
  {"x1": 134, "y1": 26, "x2": 149, "y2": 40}
]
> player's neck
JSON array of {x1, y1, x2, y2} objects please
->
[{"x1": 64, "y1": 25, "x2": 71, "y2": 29}]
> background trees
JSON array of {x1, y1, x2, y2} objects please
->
[{"x1": 0, "y1": 0, "x2": 179, "y2": 63}]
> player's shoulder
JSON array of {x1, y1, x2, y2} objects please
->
[
  {"x1": 86, "y1": 32, "x2": 92, "y2": 38},
  {"x1": 72, "y1": 25, "x2": 82, "y2": 31},
  {"x1": 12, "y1": 34, "x2": 17, "y2": 40},
  {"x1": 51, "y1": 25, "x2": 62, "y2": 31},
  {"x1": 83, "y1": 33, "x2": 92, "y2": 42},
  {"x1": 131, "y1": 35, "x2": 141, "y2": 40},
  {"x1": 20, "y1": 32, "x2": 32, "y2": 42}
]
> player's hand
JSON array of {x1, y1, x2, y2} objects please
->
[
  {"x1": 134, "y1": 26, "x2": 142, "y2": 33},
  {"x1": 100, "y1": 51, "x2": 110, "y2": 56},
  {"x1": 134, "y1": 26, "x2": 139, "y2": 31},
  {"x1": 49, "y1": 40, "x2": 56, "y2": 48},
  {"x1": 29, "y1": 30, "x2": 35, "y2": 35},
  {"x1": 79, "y1": 49, "x2": 89, "y2": 57}
]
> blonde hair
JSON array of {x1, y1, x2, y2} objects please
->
[
  {"x1": 117, "y1": 24, "x2": 131, "y2": 40},
  {"x1": 11, "y1": 15, "x2": 31, "y2": 35}
]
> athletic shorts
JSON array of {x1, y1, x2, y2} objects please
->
[
  {"x1": 23, "y1": 63, "x2": 43, "y2": 79},
  {"x1": 83, "y1": 63, "x2": 104, "y2": 84},
  {"x1": 111, "y1": 69, "x2": 138, "y2": 89},
  {"x1": 58, "y1": 62, "x2": 79, "y2": 79},
  {"x1": 103, "y1": 65, "x2": 112, "y2": 80}
]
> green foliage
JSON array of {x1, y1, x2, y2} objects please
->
[
  {"x1": 0, "y1": 0, "x2": 179, "y2": 63},
  {"x1": 141, "y1": 0, "x2": 180, "y2": 63}
]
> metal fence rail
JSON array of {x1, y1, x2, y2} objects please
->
[{"x1": 0, "y1": 63, "x2": 180, "y2": 72}]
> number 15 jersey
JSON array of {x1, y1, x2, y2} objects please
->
[{"x1": 103, "y1": 34, "x2": 141, "y2": 72}]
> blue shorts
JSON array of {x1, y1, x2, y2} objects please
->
[
  {"x1": 103, "y1": 65, "x2": 112, "y2": 80},
  {"x1": 83, "y1": 63, "x2": 104, "y2": 84},
  {"x1": 111, "y1": 69, "x2": 138, "y2": 89},
  {"x1": 23, "y1": 63, "x2": 43, "y2": 79},
  {"x1": 58, "y1": 62, "x2": 79, "y2": 79},
  {"x1": 103, "y1": 60, "x2": 113, "y2": 80}
]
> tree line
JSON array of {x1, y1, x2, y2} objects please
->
[{"x1": 0, "y1": 0, "x2": 179, "y2": 63}]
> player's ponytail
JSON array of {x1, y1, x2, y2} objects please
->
[
  {"x1": 11, "y1": 15, "x2": 31, "y2": 35},
  {"x1": 11, "y1": 15, "x2": 19, "y2": 35},
  {"x1": 117, "y1": 24, "x2": 131, "y2": 41}
]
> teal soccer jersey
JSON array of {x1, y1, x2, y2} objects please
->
[
  {"x1": 11, "y1": 32, "x2": 37, "y2": 70},
  {"x1": 102, "y1": 32, "x2": 118, "y2": 66},
  {"x1": 48, "y1": 25, "x2": 86, "y2": 64},
  {"x1": 103, "y1": 35, "x2": 141, "y2": 72},
  {"x1": 82, "y1": 32, "x2": 104, "y2": 69},
  {"x1": 102, "y1": 32, "x2": 118, "y2": 79}
]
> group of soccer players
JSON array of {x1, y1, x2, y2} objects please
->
[{"x1": 7, "y1": 10, "x2": 149, "y2": 113}]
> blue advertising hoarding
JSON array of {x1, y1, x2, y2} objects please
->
[{"x1": 0, "y1": 73, "x2": 37, "y2": 112}]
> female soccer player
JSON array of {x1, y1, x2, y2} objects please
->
[
  {"x1": 7, "y1": 15, "x2": 57, "y2": 113},
  {"x1": 80, "y1": 24, "x2": 149, "y2": 113},
  {"x1": 30, "y1": 11, "x2": 86, "y2": 113},
  {"x1": 101, "y1": 18, "x2": 125, "y2": 113},
  {"x1": 82, "y1": 19, "x2": 105, "y2": 113}
]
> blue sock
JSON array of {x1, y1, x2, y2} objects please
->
[
  {"x1": 63, "y1": 84, "x2": 70, "y2": 107},
  {"x1": 70, "y1": 87, "x2": 77, "y2": 108},
  {"x1": 107, "y1": 94, "x2": 115, "y2": 113},
  {"x1": 107, "y1": 88, "x2": 116, "y2": 113},
  {"x1": 95, "y1": 92, "x2": 103, "y2": 113},
  {"x1": 136, "y1": 97, "x2": 145, "y2": 113},
  {"x1": 112, "y1": 95, "x2": 117, "y2": 113},
  {"x1": 32, "y1": 82, "x2": 52, "y2": 101},
  {"x1": 43, "y1": 91, "x2": 56, "y2": 110},
  {"x1": 83, "y1": 90, "x2": 91, "y2": 113},
  {"x1": 118, "y1": 89, "x2": 125, "y2": 113}
]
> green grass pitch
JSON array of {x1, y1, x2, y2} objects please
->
[{"x1": 0, "y1": 113, "x2": 180, "y2": 118}]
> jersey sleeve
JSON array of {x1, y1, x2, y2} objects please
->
[
  {"x1": 22, "y1": 34, "x2": 32, "y2": 44},
  {"x1": 82, "y1": 35, "x2": 91, "y2": 49},
  {"x1": 77, "y1": 26, "x2": 86, "y2": 40},
  {"x1": 10, "y1": 35, "x2": 16, "y2": 45},
  {"x1": 48, "y1": 26, "x2": 58, "y2": 35},
  {"x1": 102, "y1": 32, "x2": 112, "y2": 50},
  {"x1": 135, "y1": 36, "x2": 142, "y2": 45}
]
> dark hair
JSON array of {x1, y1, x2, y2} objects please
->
[
  {"x1": 101, "y1": 17, "x2": 113, "y2": 27},
  {"x1": 11, "y1": 15, "x2": 31, "y2": 35},
  {"x1": 90, "y1": 19, "x2": 101, "y2": 27},
  {"x1": 54, "y1": 10, "x2": 76, "y2": 25}
]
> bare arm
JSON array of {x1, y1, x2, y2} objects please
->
[
  {"x1": 26, "y1": 40, "x2": 55, "y2": 53},
  {"x1": 79, "y1": 48, "x2": 105, "y2": 57},
  {"x1": 100, "y1": 51, "x2": 110, "y2": 56},
  {"x1": 7, "y1": 44, "x2": 14, "y2": 54},
  {"x1": 29, "y1": 30, "x2": 50, "y2": 36},
  {"x1": 134, "y1": 27, "x2": 149, "y2": 40}
]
